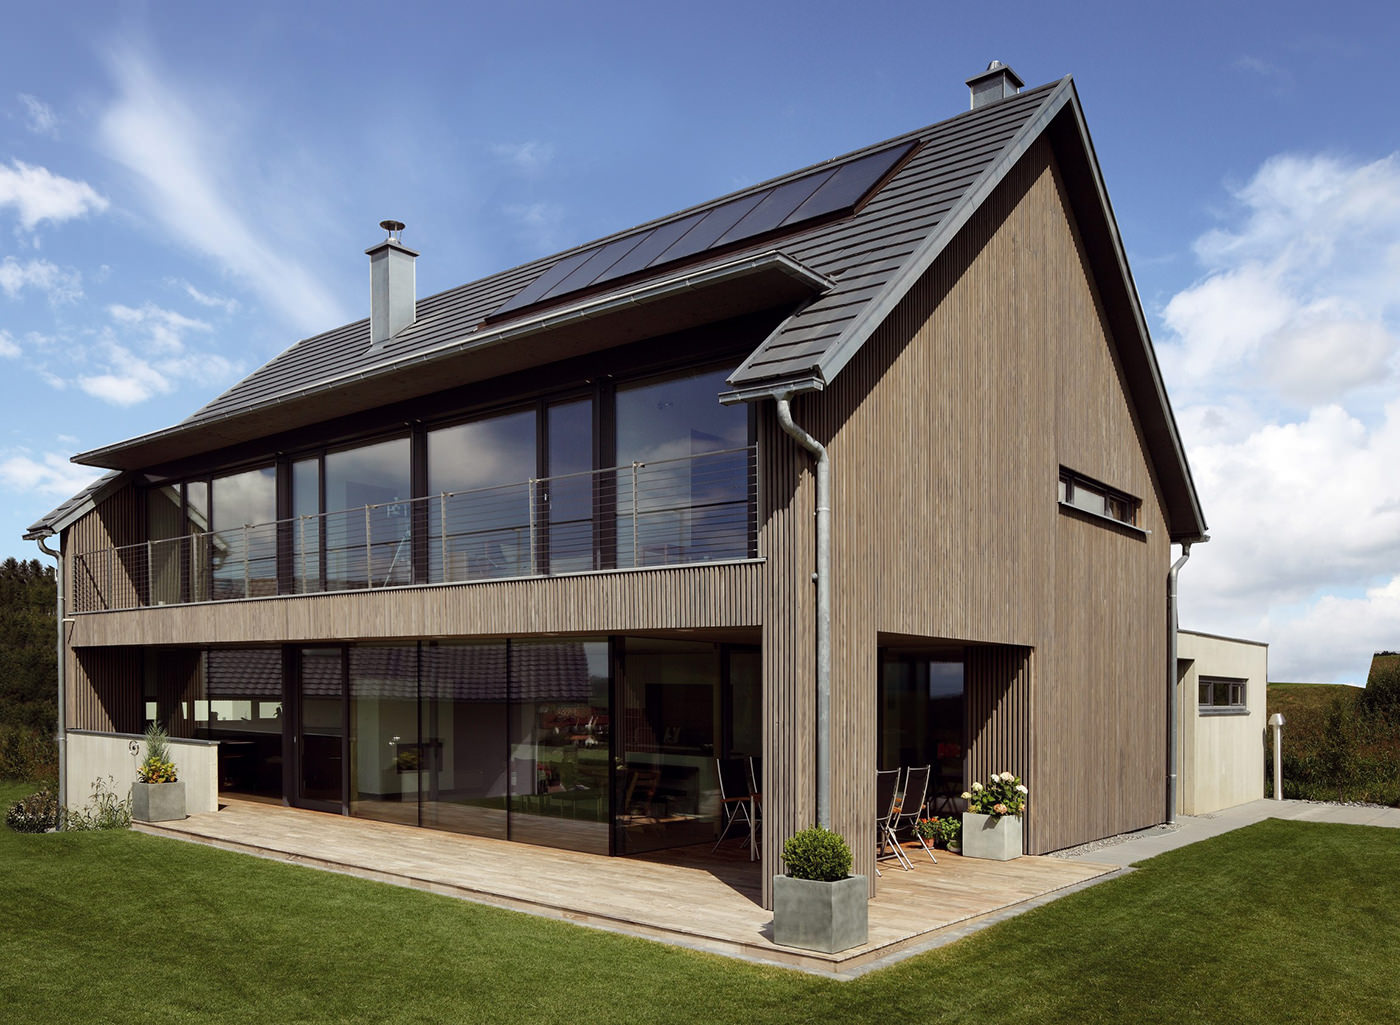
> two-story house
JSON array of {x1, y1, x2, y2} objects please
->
[{"x1": 27, "y1": 63, "x2": 1207, "y2": 905}]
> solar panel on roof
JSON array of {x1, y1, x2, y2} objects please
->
[{"x1": 487, "y1": 139, "x2": 915, "y2": 322}]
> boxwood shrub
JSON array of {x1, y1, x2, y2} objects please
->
[{"x1": 781, "y1": 824, "x2": 852, "y2": 881}]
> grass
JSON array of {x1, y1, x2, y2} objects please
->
[
  {"x1": 1268, "y1": 681, "x2": 1362, "y2": 719},
  {"x1": 3, "y1": 779, "x2": 1398, "y2": 1024}
]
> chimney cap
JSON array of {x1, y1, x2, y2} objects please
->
[
  {"x1": 379, "y1": 219, "x2": 406, "y2": 243},
  {"x1": 965, "y1": 61, "x2": 1025, "y2": 108}
]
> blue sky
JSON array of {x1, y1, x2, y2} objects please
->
[{"x1": 1, "y1": 1, "x2": 1397, "y2": 683}]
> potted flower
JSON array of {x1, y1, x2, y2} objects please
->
[
  {"x1": 131, "y1": 723, "x2": 186, "y2": 823},
  {"x1": 935, "y1": 815, "x2": 961, "y2": 852},
  {"x1": 960, "y1": 771, "x2": 1028, "y2": 860},
  {"x1": 772, "y1": 825, "x2": 868, "y2": 953}
]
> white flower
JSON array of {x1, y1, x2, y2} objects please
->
[
  {"x1": 961, "y1": 791, "x2": 971, "y2": 800},
  {"x1": 1015, "y1": 784, "x2": 1028, "y2": 794},
  {"x1": 971, "y1": 781, "x2": 983, "y2": 792},
  {"x1": 1001, "y1": 772, "x2": 1016, "y2": 782}
]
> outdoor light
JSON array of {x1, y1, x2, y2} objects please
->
[{"x1": 1268, "y1": 713, "x2": 1285, "y2": 800}]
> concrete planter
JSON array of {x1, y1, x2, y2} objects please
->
[
  {"x1": 132, "y1": 780, "x2": 186, "y2": 823},
  {"x1": 772, "y1": 874, "x2": 868, "y2": 953},
  {"x1": 961, "y1": 812, "x2": 1022, "y2": 860}
]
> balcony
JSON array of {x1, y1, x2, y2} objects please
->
[{"x1": 71, "y1": 447, "x2": 757, "y2": 613}]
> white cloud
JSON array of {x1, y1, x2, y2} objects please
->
[
  {"x1": 491, "y1": 140, "x2": 555, "y2": 175},
  {"x1": 0, "y1": 257, "x2": 83, "y2": 303},
  {"x1": 0, "y1": 160, "x2": 107, "y2": 231},
  {"x1": 107, "y1": 302, "x2": 210, "y2": 354},
  {"x1": 98, "y1": 49, "x2": 344, "y2": 334},
  {"x1": 175, "y1": 280, "x2": 239, "y2": 315},
  {"x1": 17, "y1": 93, "x2": 58, "y2": 137},
  {"x1": 1163, "y1": 152, "x2": 1400, "y2": 684},
  {"x1": 0, "y1": 330, "x2": 19, "y2": 358},
  {"x1": 0, "y1": 451, "x2": 103, "y2": 499}
]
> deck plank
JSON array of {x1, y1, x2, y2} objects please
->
[{"x1": 134, "y1": 799, "x2": 1118, "y2": 975}]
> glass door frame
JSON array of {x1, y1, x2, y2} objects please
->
[{"x1": 287, "y1": 644, "x2": 350, "y2": 814}]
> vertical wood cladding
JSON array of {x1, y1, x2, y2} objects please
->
[
  {"x1": 68, "y1": 486, "x2": 143, "y2": 614},
  {"x1": 71, "y1": 647, "x2": 143, "y2": 733},
  {"x1": 797, "y1": 135, "x2": 1172, "y2": 860}
]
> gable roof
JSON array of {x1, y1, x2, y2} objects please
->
[
  {"x1": 56, "y1": 73, "x2": 1205, "y2": 542},
  {"x1": 24, "y1": 470, "x2": 126, "y2": 540}
]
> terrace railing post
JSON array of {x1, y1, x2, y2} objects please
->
[
  {"x1": 439, "y1": 494, "x2": 447, "y2": 582},
  {"x1": 299, "y1": 515, "x2": 307, "y2": 594},
  {"x1": 528, "y1": 478, "x2": 537, "y2": 575},
  {"x1": 365, "y1": 505, "x2": 373, "y2": 589},
  {"x1": 631, "y1": 462, "x2": 640, "y2": 567},
  {"x1": 242, "y1": 525, "x2": 250, "y2": 599},
  {"x1": 145, "y1": 539, "x2": 153, "y2": 607}
]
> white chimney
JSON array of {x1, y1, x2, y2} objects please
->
[
  {"x1": 366, "y1": 219, "x2": 417, "y2": 348},
  {"x1": 965, "y1": 61, "x2": 1024, "y2": 110}
]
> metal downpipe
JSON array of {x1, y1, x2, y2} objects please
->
[
  {"x1": 1166, "y1": 541, "x2": 1195, "y2": 825},
  {"x1": 34, "y1": 535, "x2": 65, "y2": 826},
  {"x1": 775, "y1": 395, "x2": 832, "y2": 829}
]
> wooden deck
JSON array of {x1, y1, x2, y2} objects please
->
[{"x1": 134, "y1": 799, "x2": 1119, "y2": 976}]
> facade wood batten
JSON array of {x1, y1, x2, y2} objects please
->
[{"x1": 27, "y1": 65, "x2": 1207, "y2": 909}]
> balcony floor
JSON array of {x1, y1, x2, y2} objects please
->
[{"x1": 134, "y1": 798, "x2": 1120, "y2": 976}]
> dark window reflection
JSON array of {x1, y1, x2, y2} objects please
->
[
  {"x1": 350, "y1": 646, "x2": 420, "y2": 826},
  {"x1": 211, "y1": 466, "x2": 277, "y2": 599},
  {"x1": 324, "y1": 438, "x2": 411, "y2": 590},
  {"x1": 509, "y1": 640, "x2": 610, "y2": 854},
  {"x1": 879, "y1": 655, "x2": 965, "y2": 808},
  {"x1": 428, "y1": 410, "x2": 536, "y2": 581},
  {"x1": 615, "y1": 367, "x2": 749, "y2": 567},
  {"x1": 420, "y1": 642, "x2": 509, "y2": 839}
]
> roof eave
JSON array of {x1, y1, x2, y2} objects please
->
[{"x1": 74, "y1": 252, "x2": 833, "y2": 471}]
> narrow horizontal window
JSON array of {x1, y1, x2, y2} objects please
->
[
  {"x1": 1198, "y1": 676, "x2": 1247, "y2": 713},
  {"x1": 1058, "y1": 468, "x2": 1141, "y2": 529}
]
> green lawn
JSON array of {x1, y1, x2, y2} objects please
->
[{"x1": 3, "y1": 780, "x2": 1397, "y2": 1024}]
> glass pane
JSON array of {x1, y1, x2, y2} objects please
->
[
  {"x1": 148, "y1": 486, "x2": 184, "y2": 605},
  {"x1": 211, "y1": 466, "x2": 277, "y2": 599},
  {"x1": 615, "y1": 638, "x2": 718, "y2": 855},
  {"x1": 186, "y1": 482, "x2": 210, "y2": 600},
  {"x1": 727, "y1": 649, "x2": 762, "y2": 759},
  {"x1": 421, "y1": 642, "x2": 509, "y2": 838},
  {"x1": 291, "y1": 458, "x2": 321, "y2": 594},
  {"x1": 547, "y1": 398, "x2": 594, "y2": 573},
  {"x1": 879, "y1": 656, "x2": 964, "y2": 799},
  {"x1": 350, "y1": 646, "x2": 420, "y2": 827},
  {"x1": 428, "y1": 411, "x2": 536, "y2": 582},
  {"x1": 615, "y1": 367, "x2": 749, "y2": 567},
  {"x1": 324, "y1": 437, "x2": 411, "y2": 590},
  {"x1": 206, "y1": 649, "x2": 283, "y2": 798},
  {"x1": 298, "y1": 648, "x2": 344, "y2": 805},
  {"x1": 510, "y1": 639, "x2": 611, "y2": 854}
]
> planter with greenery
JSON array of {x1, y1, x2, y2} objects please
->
[
  {"x1": 131, "y1": 724, "x2": 186, "y2": 823},
  {"x1": 961, "y1": 771, "x2": 1027, "y2": 861},
  {"x1": 772, "y1": 825, "x2": 867, "y2": 953}
]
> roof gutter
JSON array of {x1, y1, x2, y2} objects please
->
[
  {"x1": 75, "y1": 253, "x2": 832, "y2": 470},
  {"x1": 32, "y1": 532, "x2": 65, "y2": 827},
  {"x1": 774, "y1": 394, "x2": 832, "y2": 830},
  {"x1": 1167, "y1": 534, "x2": 1208, "y2": 823}
]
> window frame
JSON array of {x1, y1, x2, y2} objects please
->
[
  {"x1": 1198, "y1": 676, "x2": 1249, "y2": 716},
  {"x1": 1057, "y1": 467, "x2": 1145, "y2": 534}
]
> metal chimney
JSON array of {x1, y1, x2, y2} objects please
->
[
  {"x1": 965, "y1": 61, "x2": 1024, "y2": 109},
  {"x1": 366, "y1": 219, "x2": 418, "y2": 348}
]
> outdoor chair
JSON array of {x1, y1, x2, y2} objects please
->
[
  {"x1": 747, "y1": 755, "x2": 763, "y2": 861},
  {"x1": 891, "y1": 764, "x2": 936, "y2": 864},
  {"x1": 875, "y1": 768, "x2": 910, "y2": 874},
  {"x1": 713, "y1": 757, "x2": 756, "y2": 855}
]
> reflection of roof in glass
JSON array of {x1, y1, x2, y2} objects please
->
[{"x1": 202, "y1": 644, "x2": 597, "y2": 703}]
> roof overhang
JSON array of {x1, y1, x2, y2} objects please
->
[
  {"x1": 75, "y1": 252, "x2": 832, "y2": 471},
  {"x1": 23, "y1": 469, "x2": 128, "y2": 540}
]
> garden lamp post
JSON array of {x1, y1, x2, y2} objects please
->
[{"x1": 1268, "y1": 712, "x2": 1285, "y2": 800}]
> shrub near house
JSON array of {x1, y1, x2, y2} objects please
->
[{"x1": 1267, "y1": 676, "x2": 1400, "y2": 806}]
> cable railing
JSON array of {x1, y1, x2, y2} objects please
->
[{"x1": 71, "y1": 446, "x2": 758, "y2": 613}]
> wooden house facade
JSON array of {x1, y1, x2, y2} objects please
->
[{"x1": 27, "y1": 65, "x2": 1206, "y2": 905}]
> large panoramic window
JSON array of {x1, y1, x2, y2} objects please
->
[
  {"x1": 420, "y1": 642, "x2": 509, "y2": 839},
  {"x1": 210, "y1": 466, "x2": 277, "y2": 598},
  {"x1": 879, "y1": 654, "x2": 965, "y2": 810},
  {"x1": 324, "y1": 437, "x2": 411, "y2": 590},
  {"x1": 427, "y1": 409, "x2": 536, "y2": 582},
  {"x1": 350, "y1": 646, "x2": 420, "y2": 826},
  {"x1": 614, "y1": 366, "x2": 750, "y2": 567}
]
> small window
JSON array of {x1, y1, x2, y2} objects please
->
[
  {"x1": 1198, "y1": 677, "x2": 1247, "y2": 714},
  {"x1": 1059, "y1": 469, "x2": 1141, "y2": 528}
]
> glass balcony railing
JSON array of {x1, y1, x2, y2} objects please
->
[{"x1": 70, "y1": 447, "x2": 759, "y2": 613}]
